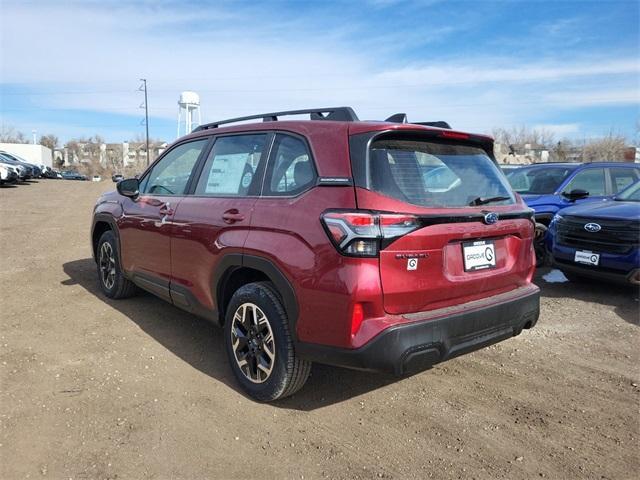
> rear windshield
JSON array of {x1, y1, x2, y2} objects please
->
[
  {"x1": 506, "y1": 166, "x2": 575, "y2": 194},
  {"x1": 369, "y1": 139, "x2": 514, "y2": 208}
]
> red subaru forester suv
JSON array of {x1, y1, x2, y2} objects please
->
[{"x1": 92, "y1": 107, "x2": 539, "y2": 401}]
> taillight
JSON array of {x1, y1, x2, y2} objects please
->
[{"x1": 321, "y1": 210, "x2": 420, "y2": 257}]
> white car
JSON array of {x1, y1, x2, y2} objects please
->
[
  {"x1": 92, "y1": 175, "x2": 102, "y2": 182},
  {"x1": 0, "y1": 160, "x2": 26, "y2": 180},
  {"x1": 0, "y1": 164, "x2": 18, "y2": 184}
]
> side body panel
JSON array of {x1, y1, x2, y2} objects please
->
[
  {"x1": 169, "y1": 196, "x2": 257, "y2": 313},
  {"x1": 244, "y1": 186, "x2": 364, "y2": 348},
  {"x1": 117, "y1": 194, "x2": 176, "y2": 284}
]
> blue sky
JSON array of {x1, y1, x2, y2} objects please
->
[{"x1": 1, "y1": 0, "x2": 638, "y2": 144}]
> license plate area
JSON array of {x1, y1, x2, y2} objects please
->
[
  {"x1": 462, "y1": 240, "x2": 497, "y2": 272},
  {"x1": 574, "y1": 250, "x2": 600, "y2": 266}
]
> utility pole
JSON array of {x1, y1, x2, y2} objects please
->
[{"x1": 139, "y1": 78, "x2": 150, "y2": 166}]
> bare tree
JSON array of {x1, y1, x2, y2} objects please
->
[
  {"x1": 580, "y1": 133, "x2": 627, "y2": 162},
  {"x1": 551, "y1": 140, "x2": 571, "y2": 162},
  {"x1": 492, "y1": 126, "x2": 555, "y2": 150},
  {"x1": 0, "y1": 125, "x2": 30, "y2": 143},
  {"x1": 39, "y1": 134, "x2": 59, "y2": 151}
]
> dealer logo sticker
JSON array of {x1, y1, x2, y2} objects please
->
[{"x1": 407, "y1": 258, "x2": 418, "y2": 270}]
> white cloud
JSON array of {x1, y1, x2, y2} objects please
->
[{"x1": 1, "y1": 0, "x2": 638, "y2": 142}]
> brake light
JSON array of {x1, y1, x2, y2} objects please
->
[
  {"x1": 321, "y1": 210, "x2": 420, "y2": 257},
  {"x1": 439, "y1": 131, "x2": 469, "y2": 140}
]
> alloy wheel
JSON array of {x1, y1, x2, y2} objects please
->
[
  {"x1": 99, "y1": 242, "x2": 116, "y2": 290},
  {"x1": 230, "y1": 303, "x2": 276, "y2": 383}
]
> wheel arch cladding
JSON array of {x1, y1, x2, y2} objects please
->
[
  {"x1": 92, "y1": 219, "x2": 114, "y2": 261},
  {"x1": 215, "y1": 254, "x2": 299, "y2": 333}
]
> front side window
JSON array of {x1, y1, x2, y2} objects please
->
[
  {"x1": 506, "y1": 166, "x2": 576, "y2": 194},
  {"x1": 265, "y1": 135, "x2": 315, "y2": 196},
  {"x1": 368, "y1": 139, "x2": 514, "y2": 208},
  {"x1": 195, "y1": 134, "x2": 268, "y2": 196},
  {"x1": 563, "y1": 168, "x2": 606, "y2": 196},
  {"x1": 141, "y1": 139, "x2": 208, "y2": 195}
]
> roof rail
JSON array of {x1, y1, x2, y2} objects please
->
[
  {"x1": 193, "y1": 107, "x2": 359, "y2": 131},
  {"x1": 384, "y1": 113, "x2": 451, "y2": 130}
]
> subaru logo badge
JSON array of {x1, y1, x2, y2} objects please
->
[
  {"x1": 584, "y1": 222, "x2": 601, "y2": 233},
  {"x1": 484, "y1": 212, "x2": 499, "y2": 225}
]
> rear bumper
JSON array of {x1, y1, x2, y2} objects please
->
[{"x1": 297, "y1": 284, "x2": 540, "y2": 375}]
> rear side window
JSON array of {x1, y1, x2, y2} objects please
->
[
  {"x1": 610, "y1": 167, "x2": 639, "y2": 193},
  {"x1": 264, "y1": 134, "x2": 315, "y2": 196},
  {"x1": 195, "y1": 134, "x2": 268, "y2": 196},
  {"x1": 368, "y1": 139, "x2": 514, "y2": 208}
]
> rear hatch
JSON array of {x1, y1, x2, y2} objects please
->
[{"x1": 350, "y1": 129, "x2": 535, "y2": 315}]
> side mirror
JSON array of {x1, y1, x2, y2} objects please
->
[
  {"x1": 117, "y1": 178, "x2": 140, "y2": 198},
  {"x1": 562, "y1": 188, "x2": 589, "y2": 201}
]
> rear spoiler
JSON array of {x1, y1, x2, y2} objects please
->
[{"x1": 384, "y1": 113, "x2": 451, "y2": 130}]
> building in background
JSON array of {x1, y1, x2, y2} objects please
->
[
  {"x1": 0, "y1": 143, "x2": 53, "y2": 167},
  {"x1": 57, "y1": 140, "x2": 167, "y2": 169}
]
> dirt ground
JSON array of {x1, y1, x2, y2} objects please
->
[{"x1": 1, "y1": 179, "x2": 638, "y2": 480}]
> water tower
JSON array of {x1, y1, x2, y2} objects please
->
[{"x1": 177, "y1": 91, "x2": 201, "y2": 137}]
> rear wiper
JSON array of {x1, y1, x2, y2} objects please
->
[{"x1": 469, "y1": 196, "x2": 511, "y2": 206}]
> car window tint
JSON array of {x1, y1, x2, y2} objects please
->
[
  {"x1": 369, "y1": 140, "x2": 514, "y2": 208},
  {"x1": 265, "y1": 135, "x2": 315, "y2": 196},
  {"x1": 142, "y1": 139, "x2": 207, "y2": 195},
  {"x1": 563, "y1": 168, "x2": 606, "y2": 196},
  {"x1": 610, "y1": 167, "x2": 639, "y2": 193},
  {"x1": 420, "y1": 160, "x2": 461, "y2": 192},
  {"x1": 195, "y1": 134, "x2": 267, "y2": 196}
]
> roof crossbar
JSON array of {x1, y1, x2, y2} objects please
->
[{"x1": 193, "y1": 107, "x2": 359, "y2": 131}]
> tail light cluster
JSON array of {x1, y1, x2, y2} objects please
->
[{"x1": 321, "y1": 210, "x2": 420, "y2": 257}]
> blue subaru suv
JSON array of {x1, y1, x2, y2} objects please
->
[
  {"x1": 506, "y1": 162, "x2": 640, "y2": 263},
  {"x1": 546, "y1": 181, "x2": 640, "y2": 285},
  {"x1": 506, "y1": 162, "x2": 640, "y2": 225}
]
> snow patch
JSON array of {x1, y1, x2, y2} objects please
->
[{"x1": 543, "y1": 269, "x2": 568, "y2": 283}]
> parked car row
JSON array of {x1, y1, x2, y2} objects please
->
[
  {"x1": 0, "y1": 150, "x2": 100, "y2": 185},
  {"x1": 500, "y1": 162, "x2": 640, "y2": 285},
  {"x1": 0, "y1": 150, "x2": 46, "y2": 182}
]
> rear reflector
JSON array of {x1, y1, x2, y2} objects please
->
[{"x1": 351, "y1": 303, "x2": 364, "y2": 337}]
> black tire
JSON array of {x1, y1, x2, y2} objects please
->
[
  {"x1": 224, "y1": 282, "x2": 311, "y2": 402},
  {"x1": 534, "y1": 223, "x2": 548, "y2": 267},
  {"x1": 96, "y1": 230, "x2": 138, "y2": 299}
]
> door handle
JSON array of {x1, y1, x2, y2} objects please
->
[
  {"x1": 222, "y1": 209, "x2": 245, "y2": 224},
  {"x1": 159, "y1": 202, "x2": 174, "y2": 216}
]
